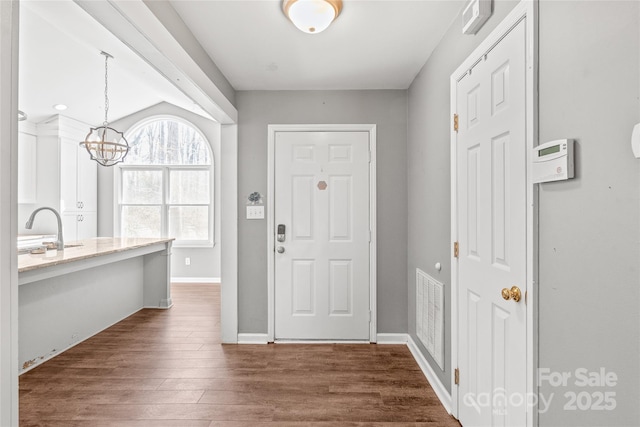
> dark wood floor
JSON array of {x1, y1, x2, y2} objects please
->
[{"x1": 19, "y1": 283, "x2": 460, "y2": 426}]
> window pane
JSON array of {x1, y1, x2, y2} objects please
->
[
  {"x1": 122, "y1": 170, "x2": 162, "y2": 204},
  {"x1": 122, "y1": 206, "x2": 161, "y2": 238},
  {"x1": 169, "y1": 170, "x2": 210, "y2": 204},
  {"x1": 125, "y1": 120, "x2": 211, "y2": 165},
  {"x1": 169, "y1": 206, "x2": 209, "y2": 241}
]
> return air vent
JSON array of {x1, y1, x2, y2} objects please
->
[{"x1": 416, "y1": 268, "x2": 444, "y2": 369}]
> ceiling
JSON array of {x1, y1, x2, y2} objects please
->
[
  {"x1": 19, "y1": 0, "x2": 464, "y2": 126},
  {"x1": 19, "y1": 1, "x2": 209, "y2": 126},
  {"x1": 170, "y1": 0, "x2": 464, "y2": 90}
]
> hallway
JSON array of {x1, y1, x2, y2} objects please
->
[{"x1": 19, "y1": 283, "x2": 459, "y2": 426}]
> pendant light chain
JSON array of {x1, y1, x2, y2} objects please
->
[{"x1": 103, "y1": 52, "x2": 111, "y2": 126}]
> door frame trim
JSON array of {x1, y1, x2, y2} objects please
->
[
  {"x1": 267, "y1": 124, "x2": 377, "y2": 343},
  {"x1": 449, "y1": 1, "x2": 538, "y2": 425}
]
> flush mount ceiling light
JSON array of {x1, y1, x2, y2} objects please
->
[
  {"x1": 52, "y1": 104, "x2": 68, "y2": 111},
  {"x1": 80, "y1": 51, "x2": 129, "y2": 167},
  {"x1": 283, "y1": 0, "x2": 343, "y2": 34}
]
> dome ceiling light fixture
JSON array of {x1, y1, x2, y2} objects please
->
[
  {"x1": 283, "y1": 0, "x2": 343, "y2": 34},
  {"x1": 79, "y1": 51, "x2": 129, "y2": 167}
]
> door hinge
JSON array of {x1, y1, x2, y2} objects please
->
[
  {"x1": 453, "y1": 114, "x2": 459, "y2": 133},
  {"x1": 455, "y1": 368, "x2": 460, "y2": 385},
  {"x1": 369, "y1": 150, "x2": 372, "y2": 163},
  {"x1": 369, "y1": 310, "x2": 372, "y2": 322},
  {"x1": 453, "y1": 241, "x2": 459, "y2": 258},
  {"x1": 369, "y1": 230, "x2": 372, "y2": 242}
]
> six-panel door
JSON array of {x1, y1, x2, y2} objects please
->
[{"x1": 274, "y1": 131, "x2": 371, "y2": 340}]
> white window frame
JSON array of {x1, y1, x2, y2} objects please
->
[{"x1": 114, "y1": 116, "x2": 214, "y2": 248}]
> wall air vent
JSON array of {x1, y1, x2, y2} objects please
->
[{"x1": 416, "y1": 268, "x2": 444, "y2": 369}]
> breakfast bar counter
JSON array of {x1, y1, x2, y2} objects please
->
[
  {"x1": 18, "y1": 237, "x2": 174, "y2": 372},
  {"x1": 19, "y1": 237, "x2": 174, "y2": 276}
]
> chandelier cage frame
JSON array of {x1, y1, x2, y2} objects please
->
[{"x1": 80, "y1": 51, "x2": 130, "y2": 167}]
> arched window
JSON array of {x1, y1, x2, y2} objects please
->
[{"x1": 116, "y1": 117, "x2": 213, "y2": 247}]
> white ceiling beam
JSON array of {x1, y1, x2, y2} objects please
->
[
  {"x1": 75, "y1": 0, "x2": 238, "y2": 124},
  {"x1": 142, "y1": 0, "x2": 236, "y2": 106}
]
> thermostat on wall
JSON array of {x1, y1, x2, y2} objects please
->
[{"x1": 531, "y1": 139, "x2": 574, "y2": 184}]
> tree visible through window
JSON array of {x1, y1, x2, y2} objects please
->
[
  {"x1": 117, "y1": 118, "x2": 213, "y2": 246},
  {"x1": 126, "y1": 119, "x2": 210, "y2": 165}
]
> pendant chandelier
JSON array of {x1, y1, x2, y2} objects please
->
[{"x1": 80, "y1": 51, "x2": 129, "y2": 167}]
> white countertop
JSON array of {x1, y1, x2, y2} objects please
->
[{"x1": 18, "y1": 237, "x2": 174, "y2": 273}]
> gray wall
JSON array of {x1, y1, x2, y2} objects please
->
[
  {"x1": 537, "y1": 2, "x2": 639, "y2": 426},
  {"x1": 236, "y1": 90, "x2": 408, "y2": 334},
  {"x1": 408, "y1": 1, "x2": 640, "y2": 425},
  {"x1": 97, "y1": 102, "x2": 222, "y2": 280},
  {"x1": 407, "y1": 0, "x2": 519, "y2": 393}
]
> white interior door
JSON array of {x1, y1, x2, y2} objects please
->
[
  {"x1": 274, "y1": 131, "x2": 370, "y2": 340},
  {"x1": 456, "y1": 19, "x2": 527, "y2": 426}
]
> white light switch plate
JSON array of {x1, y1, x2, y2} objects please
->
[{"x1": 246, "y1": 205, "x2": 264, "y2": 220}]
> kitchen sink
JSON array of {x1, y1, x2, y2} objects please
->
[
  {"x1": 18, "y1": 246, "x2": 42, "y2": 255},
  {"x1": 63, "y1": 243, "x2": 83, "y2": 249},
  {"x1": 17, "y1": 243, "x2": 83, "y2": 255}
]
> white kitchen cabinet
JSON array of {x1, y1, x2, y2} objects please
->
[
  {"x1": 61, "y1": 213, "x2": 78, "y2": 242},
  {"x1": 59, "y1": 138, "x2": 79, "y2": 213},
  {"x1": 77, "y1": 211, "x2": 97, "y2": 240},
  {"x1": 36, "y1": 115, "x2": 97, "y2": 240},
  {"x1": 77, "y1": 144, "x2": 97, "y2": 212},
  {"x1": 59, "y1": 138, "x2": 97, "y2": 213},
  {"x1": 18, "y1": 130, "x2": 37, "y2": 204},
  {"x1": 62, "y1": 211, "x2": 96, "y2": 242}
]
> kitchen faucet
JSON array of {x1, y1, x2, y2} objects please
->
[{"x1": 25, "y1": 207, "x2": 64, "y2": 250}]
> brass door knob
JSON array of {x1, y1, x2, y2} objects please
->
[{"x1": 501, "y1": 286, "x2": 522, "y2": 302}]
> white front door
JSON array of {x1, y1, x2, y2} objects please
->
[
  {"x1": 274, "y1": 131, "x2": 370, "y2": 340},
  {"x1": 455, "y1": 19, "x2": 527, "y2": 426}
]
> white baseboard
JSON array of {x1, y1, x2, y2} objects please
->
[
  {"x1": 237, "y1": 333, "x2": 269, "y2": 344},
  {"x1": 376, "y1": 333, "x2": 409, "y2": 344},
  {"x1": 378, "y1": 333, "x2": 451, "y2": 414},
  {"x1": 275, "y1": 340, "x2": 369, "y2": 344},
  {"x1": 171, "y1": 277, "x2": 221, "y2": 284},
  {"x1": 143, "y1": 304, "x2": 173, "y2": 310},
  {"x1": 406, "y1": 334, "x2": 452, "y2": 414}
]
